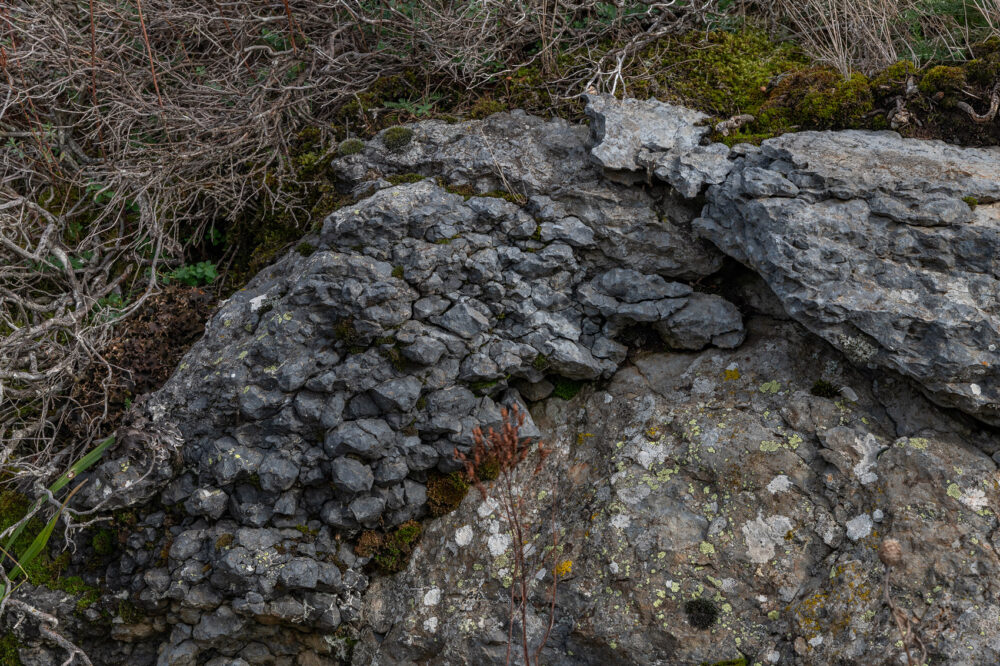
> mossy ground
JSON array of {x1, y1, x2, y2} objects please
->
[{"x1": 0, "y1": 633, "x2": 23, "y2": 666}]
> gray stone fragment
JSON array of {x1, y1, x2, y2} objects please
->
[
  {"x1": 595, "y1": 269, "x2": 692, "y2": 303},
  {"x1": 330, "y1": 457, "x2": 374, "y2": 494},
  {"x1": 370, "y1": 376, "x2": 423, "y2": 412},
  {"x1": 539, "y1": 217, "x2": 596, "y2": 247},
  {"x1": 402, "y1": 336, "x2": 447, "y2": 365},
  {"x1": 184, "y1": 489, "x2": 228, "y2": 520},
  {"x1": 258, "y1": 452, "x2": 299, "y2": 493},
  {"x1": 278, "y1": 557, "x2": 319, "y2": 590},
  {"x1": 584, "y1": 93, "x2": 710, "y2": 171},
  {"x1": 192, "y1": 606, "x2": 244, "y2": 642},
  {"x1": 653, "y1": 143, "x2": 733, "y2": 197},
  {"x1": 655, "y1": 293, "x2": 745, "y2": 351},
  {"x1": 431, "y1": 301, "x2": 490, "y2": 339},
  {"x1": 349, "y1": 495, "x2": 386, "y2": 526}
]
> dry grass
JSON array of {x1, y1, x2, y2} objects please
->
[{"x1": 757, "y1": 0, "x2": 997, "y2": 75}]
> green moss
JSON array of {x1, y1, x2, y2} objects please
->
[
  {"x1": 118, "y1": 600, "x2": 144, "y2": 624},
  {"x1": 338, "y1": 138, "x2": 365, "y2": 156},
  {"x1": 552, "y1": 377, "x2": 583, "y2": 401},
  {"x1": 810, "y1": 379, "x2": 840, "y2": 399},
  {"x1": 294, "y1": 524, "x2": 319, "y2": 538},
  {"x1": 391, "y1": 265, "x2": 404, "y2": 279},
  {"x1": 469, "y1": 97, "x2": 506, "y2": 119},
  {"x1": 0, "y1": 490, "x2": 63, "y2": 586},
  {"x1": 91, "y1": 528, "x2": 116, "y2": 556},
  {"x1": 0, "y1": 634, "x2": 23, "y2": 666},
  {"x1": 700, "y1": 658, "x2": 747, "y2": 666},
  {"x1": 355, "y1": 520, "x2": 423, "y2": 574},
  {"x1": 796, "y1": 72, "x2": 874, "y2": 129},
  {"x1": 469, "y1": 379, "x2": 500, "y2": 393},
  {"x1": 382, "y1": 126, "x2": 414, "y2": 152},
  {"x1": 426, "y1": 472, "x2": 470, "y2": 517},
  {"x1": 333, "y1": 318, "x2": 362, "y2": 346},
  {"x1": 635, "y1": 30, "x2": 806, "y2": 119},
  {"x1": 387, "y1": 172, "x2": 425, "y2": 185},
  {"x1": 963, "y1": 196, "x2": 979, "y2": 209},
  {"x1": 871, "y1": 60, "x2": 917, "y2": 90},
  {"x1": 684, "y1": 598, "x2": 719, "y2": 629},
  {"x1": 215, "y1": 533, "x2": 234, "y2": 550},
  {"x1": 532, "y1": 354, "x2": 549, "y2": 372},
  {"x1": 295, "y1": 242, "x2": 317, "y2": 257},
  {"x1": 476, "y1": 456, "x2": 500, "y2": 481},
  {"x1": 919, "y1": 65, "x2": 966, "y2": 94}
]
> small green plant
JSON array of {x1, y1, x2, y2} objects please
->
[
  {"x1": 296, "y1": 242, "x2": 317, "y2": 257},
  {"x1": 166, "y1": 261, "x2": 218, "y2": 287},
  {"x1": 963, "y1": 196, "x2": 979, "y2": 209},
  {"x1": 382, "y1": 126, "x2": 414, "y2": 152},
  {"x1": 384, "y1": 93, "x2": 442, "y2": 117}
]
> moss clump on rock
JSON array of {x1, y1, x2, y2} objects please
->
[
  {"x1": 810, "y1": 379, "x2": 840, "y2": 399},
  {"x1": 918, "y1": 65, "x2": 966, "y2": 95},
  {"x1": 382, "y1": 126, "x2": 414, "y2": 152},
  {"x1": 338, "y1": 138, "x2": 365, "y2": 156},
  {"x1": 387, "y1": 172, "x2": 425, "y2": 185},
  {"x1": 918, "y1": 65, "x2": 966, "y2": 108},
  {"x1": 552, "y1": 377, "x2": 584, "y2": 401},
  {"x1": 0, "y1": 634, "x2": 23, "y2": 666},
  {"x1": 684, "y1": 598, "x2": 719, "y2": 629},
  {"x1": 426, "y1": 471, "x2": 470, "y2": 517},
  {"x1": 355, "y1": 520, "x2": 423, "y2": 574},
  {"x1": 91, "y1": 528, "x2": 116, "y2": 556}
]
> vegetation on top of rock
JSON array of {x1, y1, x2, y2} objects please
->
[
  {"x1": 382, "y1": 127, "x2": 415, "y2": 152},
  {"x1": 810, "y1": 379, "x2": 841, "y2": 398},
  {"x1": 355, "y1": 520, "x2": 423, "y2": 574},
  {"x1": 426, "y1": 472, "x2": 471, "y2": 517},
  {"x1": 684, "y1": 598, "x2": 720, "y2": 629}
]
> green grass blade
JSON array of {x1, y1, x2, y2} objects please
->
[
  {"x1": 1, "y1": 436, "x2": 114, "y2": 554},
  {"x1": 49, "y1": 435, "x2": 115, "y2": 494},
  {"x1": 5, "y1": 482, "x2": 84, "y2": 582},
  {"x1": 7, "y1": 496, "x2": 67, "y2": 580}
]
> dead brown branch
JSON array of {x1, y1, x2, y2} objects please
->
[{"x1": 457, "y1": 404, "x2": 562, "y2": 665}]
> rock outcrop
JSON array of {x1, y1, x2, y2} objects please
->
[
  {"x1": 6, "y1": 95, "x2": 1000, "y2": 666},
  {"x1": 696, "y1": 130, "x2": 1000, "y2": 426},
  {"x1": 356, "y1": 314, "x2": 1000, "y2": 666}
]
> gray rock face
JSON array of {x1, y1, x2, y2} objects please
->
[
  {"x1": 50, "y1": 103, "x2": 746, "y2": 666},
  {"x1": 693, "y1": 130, "x2": 1000, "y2": 423},
  {"x1": 352, "y1": 316, "x2": 1000, "y2": 666},
  {"x1": 585, "y1": 93, "x2": 710, "y2": 172},
  {"x1": 16, "y1": 96, "x2": 1000, "y2": 666}
]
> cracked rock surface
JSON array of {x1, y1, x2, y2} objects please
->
[{"x1": 7, "y1": 95, "x2": 1000, "y2": 666}]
